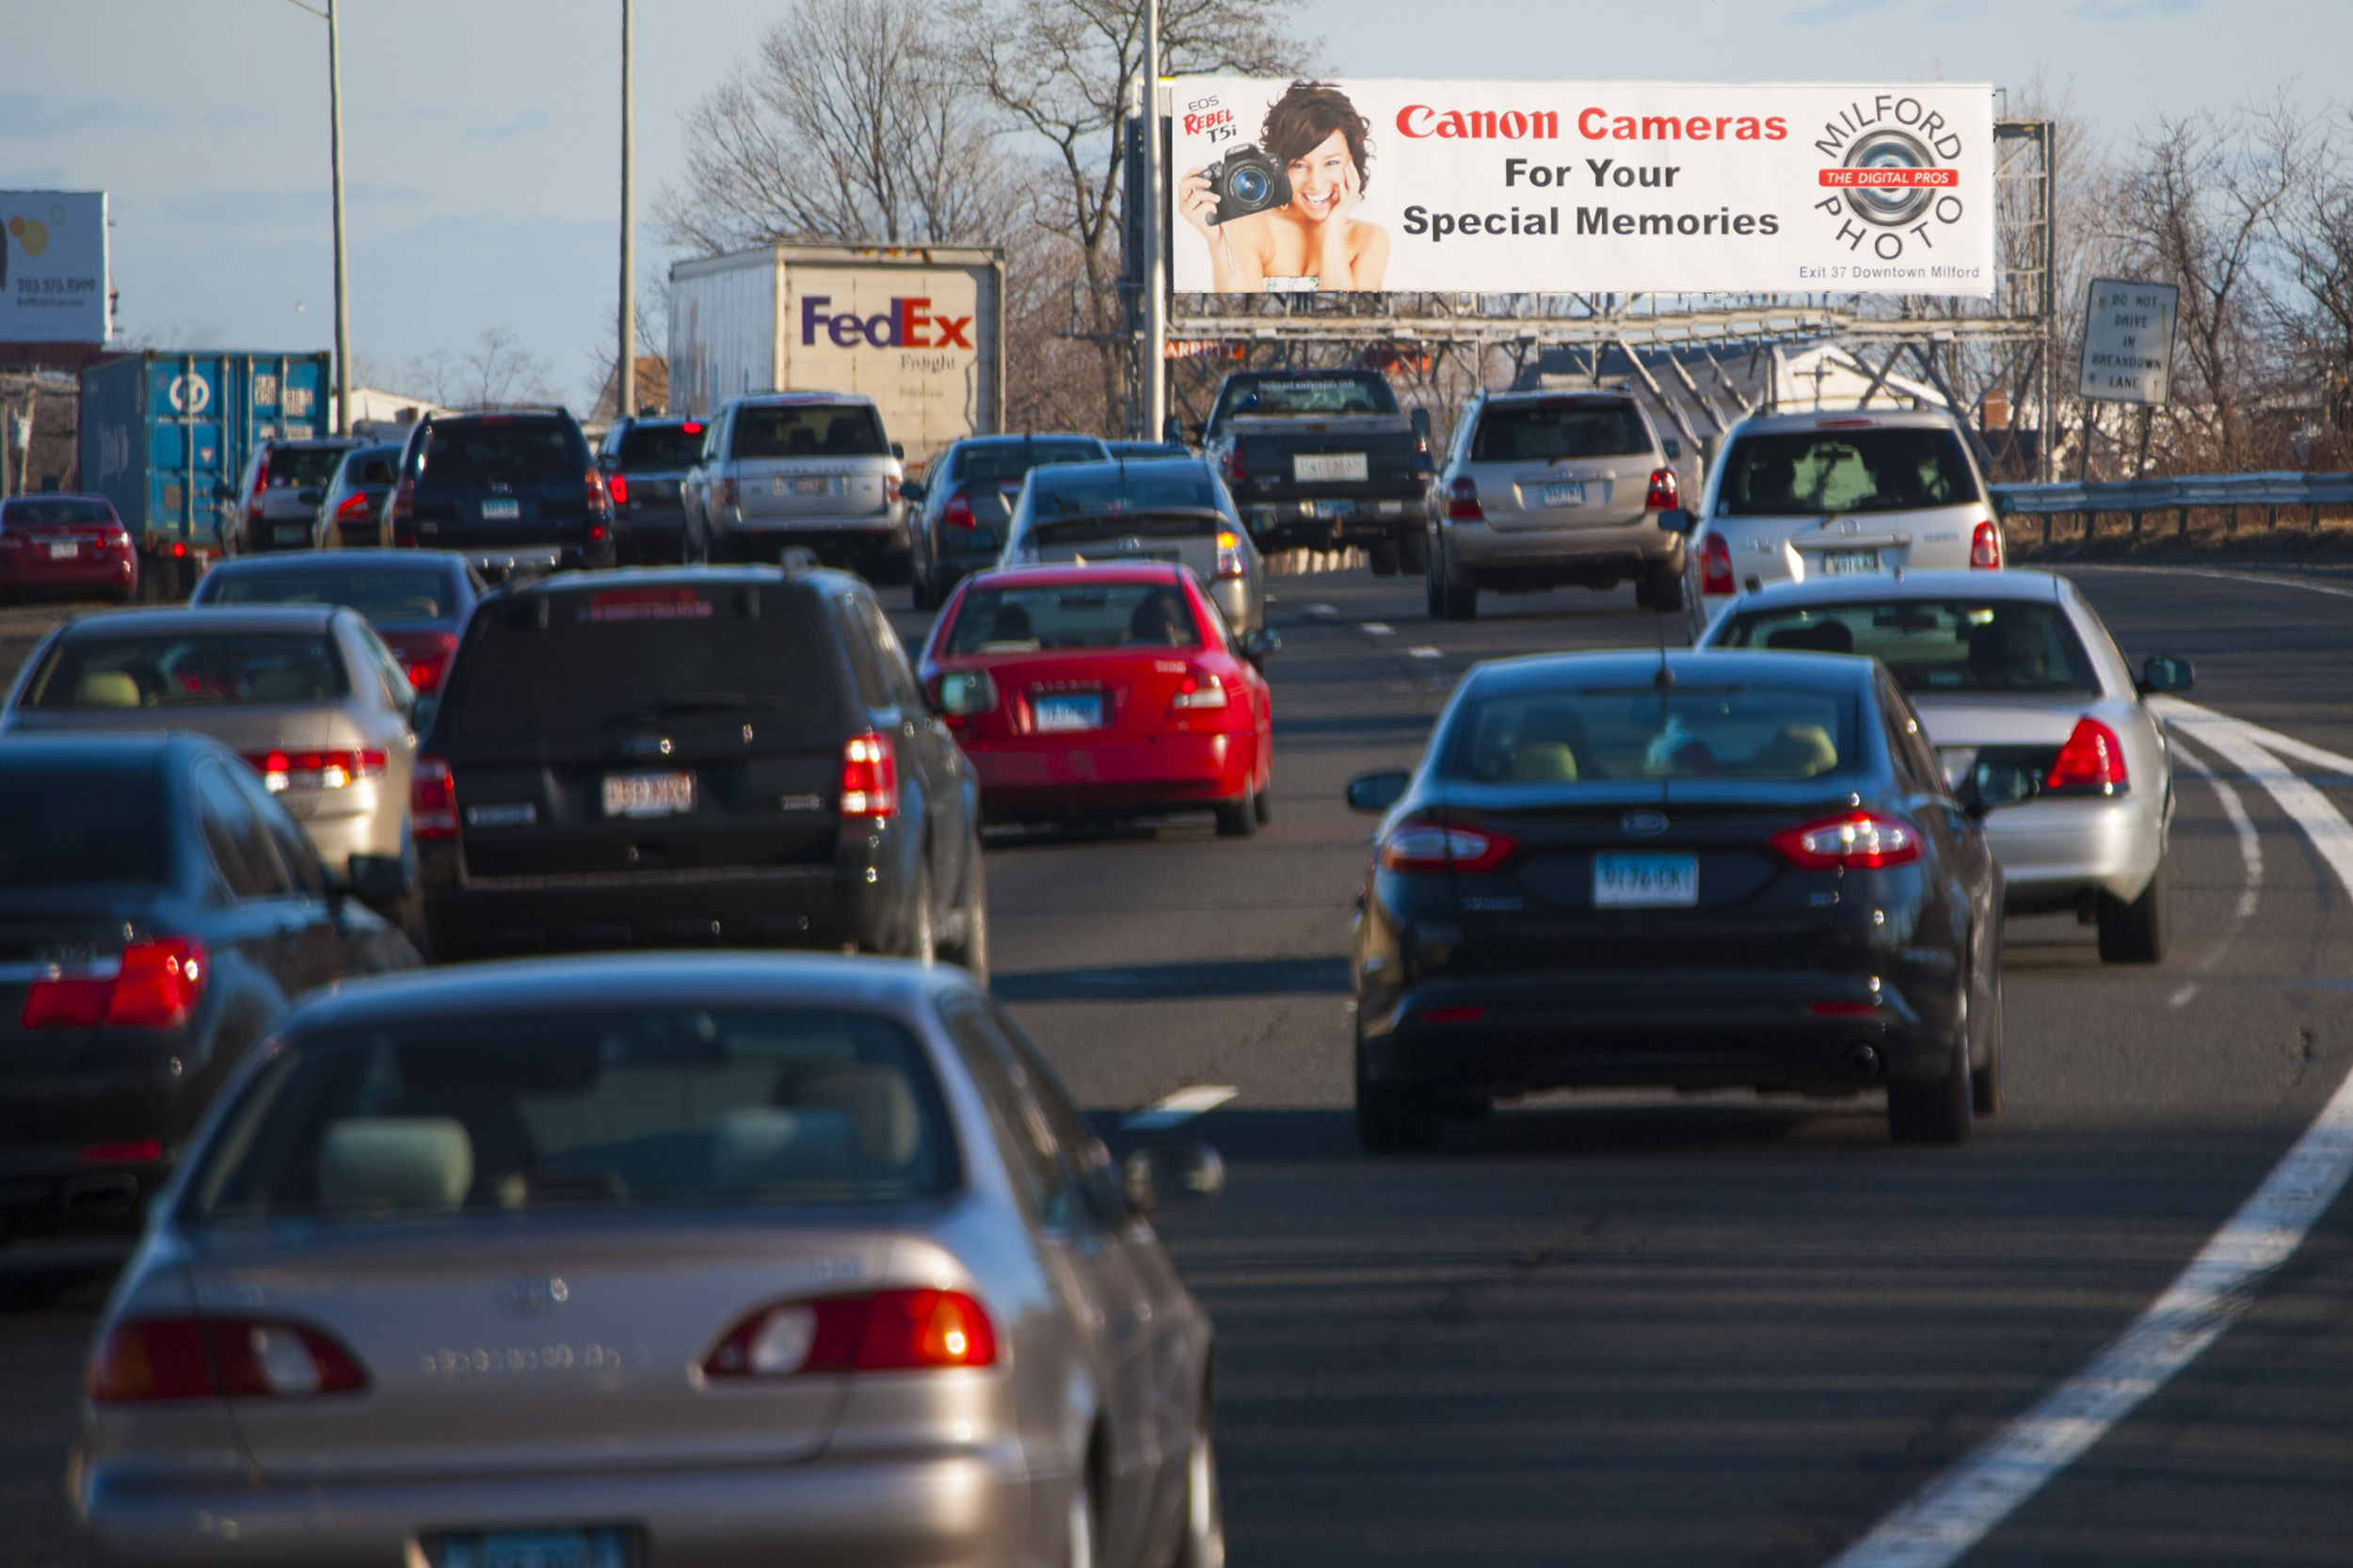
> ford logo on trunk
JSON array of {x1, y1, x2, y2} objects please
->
[{"x1": 1621, "y1": 810, "x2": 1669, "y2": 838}]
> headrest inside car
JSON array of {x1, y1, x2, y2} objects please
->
[
  {"x1": 317, "y1": 1117, "x2": 474, "y2": 1211},
  {"x1": 792, "y1": 1067, "x2": 921, "y2": 1169},
  {"x1": 73, "y1": 671, "x2": 142, "y2": 708},
  {"x1": 710, "y1": 1108, "x2": 856, "y2": 1188}
]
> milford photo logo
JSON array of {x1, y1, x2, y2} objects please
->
[{"x1": 1809, "y1": 94, "x2": 1977, "y2": 281}]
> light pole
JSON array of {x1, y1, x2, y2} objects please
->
[
  {"x1": 1141, "y1": 0, "x2": 1165, "y2": 443},
  {"x1": 280, "y1": 0, "x2": 352, "y2": 436},
  {"x1": 618, "y1": 0, "x2": 635, "y2": 422}
]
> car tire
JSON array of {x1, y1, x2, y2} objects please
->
[
  {"x1": 1442, "y1": 573, "x2": 1478, "y2": 621},
  {"x1": 1367, "y1": 539, "x2": 1401, "y2": 577},
  {"x1": 1636, "y1": 563, "x2": 1686, "y2": 613},
  {"x1": 1174, "y1": 1405, "x2": 1226, "y2": 1568},
  {"x1": 2096, "y1": 857, "x2": 2169, "y2": 963},
  {"x1": 1396, "y1": 525, "x2": 1428, "y2": 574},
  {"x1": 937, "y1": 851, "x2": 989, "y2": 984},
  {"x1": 906, "y1": 862, "x2": 937, "y2": 964},
  {"x1": 1971, "y1": 926, "x2": 2005, "y2": 1114},
  {"x1": 1214, "y1": 793, "x2": 1257, "y2": 839},
  {"x1": 1355, "y1": 1069, "x2": 1444, "y2": 1154},
  {"x1": 1425, "y1": 541, "x2": 1447, "y2": 618},
  {"x1": 1887, "y1": 1033, "x2": 1973, "y2": 1145},
  {"x1": 1253, "y1": 783, "x2": 1272, "y2": 824},
  {"x1": 909, "y1": 560, "x2": 934, "y2": 611}
]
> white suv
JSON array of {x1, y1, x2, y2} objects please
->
[{"x1": 1677, "y1": 408, "x2": 2002, "y2": 635}]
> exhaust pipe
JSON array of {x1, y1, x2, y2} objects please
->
[{"x1": 1846, "y1": 1044, "x2": 1880, "y2": 1081}]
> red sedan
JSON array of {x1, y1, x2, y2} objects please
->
[
  {"x1": 0, "y1": 494, "x2": 138, "y2": 603},
  {"x1": 919, "y1": 563, "x2": 1273, "y2": 836}
]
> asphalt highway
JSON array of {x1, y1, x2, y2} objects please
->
[{"x1": 5, "y1": 564, "x2": 2352, "y2": 1564}]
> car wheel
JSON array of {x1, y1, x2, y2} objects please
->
[
  {"x1": 1425, "y1": 541, "x2": 1447, "y2": 618},
  {"x1": 1213, "y1": 793, "x2": 1257, "y2": 839},
  {"x1": 1252, "y1": 783, "x2": 1272, "y2": 825},
  {"x1": 1355, "y1": 1068, "x2": 1444, "y2": 1154},
  {"x1": 1638, "y1": 563, "x2": 1685, "y2": 613},
  {"x1": 1173, "y1": 1406, "x2": 1226, "y2": 1568},
  {"x1": 1971, "y1": 925, "x2": 2005, "y2": 1114},
  {"x1": 909, "y1": 558, "x2": 935, "y2": 611},
  {"x1": 2096, "y1": 856, "x2": 2169, "y2": 963},
  {"x1": 906, "y1": 862, "x2": 937, "y2": 964},
  {"x1": 937, "y1": 851, "x2": 989, "y2": 984},
  {"x1": 1367, "y1": 539, "x2": 1401, "y2": 577},
  {"x1": 1396, "y1": 525, "x2": 1428, "y2": 574},
  {"x1": 1887, "y1": 1032, "x2": 1973, "y2": 1145},
  {"x1": 1442, "y1": 570, "x2": 1478, "y2": 621}
]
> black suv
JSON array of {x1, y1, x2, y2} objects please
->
[
  {"x1": 412, "y1": 566, "x2": 987, "y2": 971},
  {"x1": 389, "y1": 408, "x2": 616, "y2": 577},
  {"x1": 598, "y1": 414, "x2": 708, "y2": 564}
]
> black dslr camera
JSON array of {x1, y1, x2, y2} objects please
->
[{"x1": 1208, "y1": 146, "x2": 1291, "y2": 225}]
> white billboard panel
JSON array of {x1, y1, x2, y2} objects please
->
[
  {"x1": 776, "y1": 264, "x2": 990, "y2": 464},
  {"x1": 1168, "y1": 82, "x2": 1994, "y2": 297},
  {"x1": 0, "y1": 191, "x2": 108, "y2": 344}
]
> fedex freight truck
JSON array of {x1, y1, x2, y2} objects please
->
[{"x1": 667, "y1": 244, "x2": 1003, "y2": 477}]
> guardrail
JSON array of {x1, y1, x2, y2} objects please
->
[{"x1": 1990, "y1": 472, "x2": 2353, "y2": 541}]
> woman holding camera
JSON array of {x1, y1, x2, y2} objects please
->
[{"x1": 1178, "y1": 80, "x2": 1390, "y2": 293}]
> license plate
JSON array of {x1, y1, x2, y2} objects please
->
[
  {"x1": 601, "y1": 770, "x2": 694, "y2": 819},
  {"x1": 432, "y1": 1528, "x2": 632, "y2": 1568},
  {"x1": 1294, "y1": 453, "x2": 1368, "y2": 483},
  {"x1": 480, "y1": 498, "x2": 520, "y2": 521},
  {"x1": 1311, "y1": 499, "x2": 1355, "y2": 519},
  {"x1": 45, "y1": 540, "x2": 77, "y2": 559},
  {"x1": 1820, "y1": 549, "x2": 1880, "y2": 575},
  {"x1": 1593, "y1": 852, "x2": 1699, "y2": 909},
  {"x1": 793, "y1": 475, "x2": 830, "y2": 496},
  {"x1": 1033, "y1": 692, "x2": 1105, "y2": 732},
  {"x1": 273, "y1": 525, "x2": 308, "y2": 544},
  {"x1": 1541, "y1": 481, "x2": 1586, "y2": 508}
]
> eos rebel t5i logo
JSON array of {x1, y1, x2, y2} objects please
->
[
  {"x1": 800, "y1": 296, "x2": 973, "y2": 350},
  {"x1": 1811, "y1": 95, "x2": 1967, "y2": 264}
]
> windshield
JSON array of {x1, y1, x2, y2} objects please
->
[
  {"x1": 25, "y1": 632, "x2": 349, "y2": 709},
  {"x1": 1473, "y1": 401, "x2": 1650, "y2": 462},
  {"x1": 184, "y1": 1007, "x2": 958, "y2": 1222},
  {"x1": 200, "y1": 566, "x2": 456, "y2": 624},
  {"x1": 1031, "y1": 467, "x2": 1221, "y2": 518},
  {"x1": 1446, "y1": 686, "x2": 1858, "y2": 783},
  {"x1": 1717, "y1": 427, "x2": 1980, "y2": 517},
  {"x1": 420, "y1": 422, "x2": 579, "y2": 484},
  {"x1": 441, "y1": 584, "x2": 839, "y2": 742},
  {"x1": 2, "y1": 498, "x2": 115, "y2": 528},
  {"x1": 952, "y1": 440, "x2": 1104, "y2": 484},
  {"x1": 947, "y1": 583, "x2": 1201, "y2": 653},
  {"x1": 1719, "y1": 599, "x2": 2101, "y2": 696},
  {"x1": 732, "y1": 404, "x2": 887, "y2": 459},
  {"x1": 0, "y1": 763, "x2": 168, "y2": 886},
  {"x1": 616, "y1": 424, "x2": 706, "y2": 470},
  {"x1": 266, "y1": 446, "x2": 349, "y2": 487},
  {"x1": 1215, "y1": 375, "x2": 1397, "y2": 419}
]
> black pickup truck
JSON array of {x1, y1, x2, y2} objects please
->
[{"x1": 1200, "y1": 370, "x2": 1433, "y2": 572}]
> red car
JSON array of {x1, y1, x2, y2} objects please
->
[
  {"x1": 919, "y1": 563, "x2": 1273, "y2": 836},
  {"x1": 0, "y1": 494, "x2": 138, "y2": 603}
]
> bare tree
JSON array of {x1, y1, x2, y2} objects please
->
[
  {"x1": 583, "y1": 269, "x2": 671, "y2": 422},
  {"x1": 2269, "y1": 104, "x2": 2353, "y2": 464},
  {"x1": 658, "y1": 0, "x2": 1005, "y2": 253},
  {"x1": 406, "y1": 327, "x2": 557, "y2": 410}
]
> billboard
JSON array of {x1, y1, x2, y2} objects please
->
[
  {"x1": 1168, "y1": 82, "x2": 1994, "y2": 297},
  {"x1": 0, "y1": 191, "x2": 109, "y2": 344}
]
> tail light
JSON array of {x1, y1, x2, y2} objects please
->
[
  {"x1": 243, "y1": 749, "x2": 388, "y2": 792},
  {"x1": 1700, "y1": 532, "x2": 1735, "y2": 595},
  {"x1": 1170, "y1": 669, "x2": 1228, "y2": 711},
  {"x1": 412, "y1": 755, "x2": 457, "y2": 839},
  {"x1": 2046, "y1": 717, "x2": 2127, "y2": 794},
  {"x1": 1447, "y1": 476, "x2": 1482, "y2": 520},
  {"x1": 703, "y1": 1289, "x2": 996, "y2": 1379},
  {"x1": 682, "y1": 421, "x2": 704, "y2": 436},
  {"x1": 942, "y1": 490, "x2": 976, "y2": 529},
  {"x1": 716, "y1": 477, "x2": 739, "y2": 515},
  {"x1": 247, "y1": 464, "x2": 268, "y2": 522},
  {"x1": 1770, "y1": 811, "x2": 1921, "y2": 870},
  {"x1": 585, "y1": 469, "x2": 611, "y2": 521},
  {"x1": 1377, "y1": 818, "x2": 1516, "y2": 874},
  {"x1": 1646, "y1": 467, "x2": 1680, "y2": 511},
  {"x1": 1213, "y1": 530, "x2": 1246, "y2": 579},
  {"x1": 885, "y1": 476, "x2": 901, "y2": 505},
  {"x1": 390, "y1": 477, "x2": 416, "y2": 546},
  {"x1": 402, "y1": 632, "x2": 459, "y2": 694},
  {"x1": 1411, "y1": 433, "x2": 1433, "y2": 475},
  {"x1": 1970, "y1": 517, "x2": 2002, "y2": 569},
  {"x1": 840, "y1": 731, "x2": 898, "y2": 819},
  {"x1": 1222, "y1": 444, "x2": 1247, "y2": 486},
  {"x1": 333, "y1": 491, "x2": 373, "y2": 522},
  {"x1": 22, "y1": 937, "x2": 206, "y2": 1031},
  {"x1": 607, "y1": 472, "x2": 630, "y2": 506},
  {"x1": 90, "y1": 1317, "x2": 367, "y2": 1402}
]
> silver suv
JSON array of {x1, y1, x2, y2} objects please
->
[
  {"x1": 1424, "y1": 389, "x2": 1686, "y2": 621},
  {"x1": 1678, "y1": 407, "x2": 2002, "y2": 635},
  {"x1": 232, "y1": 437, "x2": 362, "y2": 553},
  {"x1": 683, "y1": 392, "x2": 909, "y2": 579}
]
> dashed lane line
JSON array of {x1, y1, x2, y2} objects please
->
[
  {"x1": 1121, "y1": 1085, "x2": 1239, "y2": 1130},
  {"x1": 2161, "y1": 731, "x2": 2265, "y2": 1009}
]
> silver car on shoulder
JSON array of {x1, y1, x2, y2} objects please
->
[
  {"x1": 75, "y1": 954, "x2": 1225, "y2": 1568},
  {"x1": 1698, "y1": 568, "x2": 2193, "y2": 961}
]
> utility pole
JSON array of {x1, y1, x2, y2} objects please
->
[
  {"x1": 618, "y1": 0, "x2": 636, "y2": 422},
  {"x1": 328, "y1": 0, "x2": 351, "y2": 434},
  {"x1": 1140, "y1": 0, "x2": 1165, "y2": 443}
]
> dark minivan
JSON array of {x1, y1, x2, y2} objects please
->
[
  {"x1": 389, "y1": 408, "x2": 616, "y2": 578},
  {"x1": 598, "y1": 415, "x2": 709, "y2": 564},
  {"x1": 412, "y1": 566, "x2": 987, "y2": 971}
]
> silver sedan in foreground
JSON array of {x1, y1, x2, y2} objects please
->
[
  {"x1": 1699, "y1": 568, "x2": 2192, "y2": 961},
  {"x1": 76, "y1": 954, "x2": 1224, "y2": 1568}
]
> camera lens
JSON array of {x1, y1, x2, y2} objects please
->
[{"x1": 1229, "y1": 168, "x2": 1268, "y2": 205}]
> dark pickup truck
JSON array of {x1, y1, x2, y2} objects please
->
[{"x1": 1201, "y1": 370, "x2": 1433, "y2": 572}]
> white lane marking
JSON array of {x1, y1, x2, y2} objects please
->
[
  {"x1": 1121, "y1": 1085, "x2": 1238, "y2": 1129},
  {"x1": 1361, "y1": 621, "x2": 1394, "y2": 635},
  {"x1": 2154, "y1": 695, "x2": 2353, "y2": 776},
  {"x1": 2071, "y1": 562, "x2": 2353, "y2": 603},
  {"x1": 1305, "y1": 602, "x2": 1338, "y2": 619},
  {"x1": 1828, "y1": 707, "x2": 2353, "y2": 1568},
  {"x1": 2168, "y1": 984, "x2": 2201, "y2": 1008},
  {"x1": 2165, "y1": 731, "x2": 2264, "y2": 956},
  {"x1": 1407, "y1": 646, "x2": 1444, "y2": 660}
]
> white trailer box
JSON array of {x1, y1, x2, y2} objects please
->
[{"x1": 668, "y1": 244, "x2": 1004, "y2": 475}]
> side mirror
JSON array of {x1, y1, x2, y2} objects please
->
[
  {"x1": 1410, "y1": 408, "x2": 1433, "y2": 440},
  {"x1": 936, "y1": 668, "x2": 998, "y2": 717},
  {"x1": 890, "y1": 442, "x2": 905, "y2": 460},
  {"x1": 2138, "y1": 654, "x2": 2194, "y2": 695},
  {"x1": 1240, "y1": 628, "x2": 1282, "y2": 660},
  {"x1": 1962, "y1": 759, "x2": 2041, "y2": 820},
  {"x1": 1662, "y1": 437, "x2": 1682, "y2": 460},
  {"x1": 1656, "y1": 507, "x2": 1694, "y2": 536},
  {"x1": 900, "y1": 479, "x2": 925, "y2": 504},
  {"x1": 1123, "y1": 1143, "x2": 1224, "y2": 1216},
  {"x1": 344, "y1": 853, "x2": 417, "y2": 905},
  {"x1": 1346, "y1": 767, "x2": 1411, "y2": 814},
  {"x1": 1991, "y1": 491, "x2": 2016, "y2": 519},
  {"x1": 1160, "y1": 413, "x2": 1186, "y2": 445},
  {"x1": 1187, "y1": 422, "x2": 1206, "y2": 443}
]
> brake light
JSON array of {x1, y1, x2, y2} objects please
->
[
  {"x1": 90, "y1": 1317, "x2": 367, "y2": 1402},
  {"x1": 840, "y1": 731, "x2": 898, "y2": 819},
  {"x1": 402, "y1": 632, "x2": 458, "y2": 694},
  {"x1": 607, "y1": 472, "x2": 629, "y2": 506},
  {"x1": 1769, "y1": 811, "x2": 1921, "y2": 870},
  {"x1": 1213, "y1": 530, "x2": 1246, "y2": 579},
  {"x1": 885, "y1": 476, "x2": 901, "y2": 505},
  {"x1": 1970, "y1": 517, "x2": 2002, "y2": 569},
  {"x1": 702, "y1": 1289, "x2": 997, "y2": 1379},
  {"x1": 585, "y1": 469, "x2": 611, "y2": 521},
  {"x1": 81, "y1": 1141, "x2": 163, "y2": 1163},
  {"x1": 1447, "y1": 476, "x2": 1482, "y2": 520},
  {"x1": 1377, "y1": 819, "x2": 1516, "y2": 874},
  {"x1": 390, "y1": 477, "x2": 416, "y2": 546},
  {"x1": 412, "y1": 755, "x2": 457, "y2": 838},
  {"x1": 2046, "y1": 717, "x2": 2127, "y2": 794},
  {"x1": 22, "y1": 937, "x2": 206, "y2": 1031},
  {"x1": 1170, "y1": 669, "x2": 1228, "y2": 711},
  {"x1": 1700, "y1": 532, "x2": 1735, "y2": 595},
  {"x1": 242, "y1": 749, "x2": 388, "y2": 792},
  {"x1": 1222, "y1": 444, "x2": 1247, "y2": 486},
  {"x1": 248, "y1": 463, "x2": 268, "y2": 521},
  {"x1": 942, "y1": 489, "x2": 975, "y2": 529},
  {"x1": 1646, "y1": 467, "x2": 1679, "y2": 511},
  {"x1": 682, "y1": 421, "x2": 704, "y2": 436},
  {"x1": 334, "y1": 490, "x2": 373, "y2": 521}
]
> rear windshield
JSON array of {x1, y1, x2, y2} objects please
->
[
  {"x1": 1215, "y1": 375, "x2": 1396, "y2": 419},
  {"x1": 420, "y1": 422, "x2": 580, "y2": 484},
  {"x1": 0, "y1": 764, "x2": 168, "y2": 886},
  {"x1": 1105, "y1": 440, "x2": 1190, "y2": 458},
  {"x1": 952, "y1": 440, "x2": 1103, "y2": 484},
  {"x1": 1031, "y1": 468, "x2": 1220, "y2": 518},
  {"x1": 441, "y1": 584, "x2": 840, "y2": 742},
  {"x1": 1472, "y1": 401, "x2": 1650, "y2": 462},
  {"x1": 1446, "y1": 685, "x2": 1858, "y2": 782},
  {"x1": 266, "y1": 446, "x2": 350, "y2": 487},
  {"x1": 345, "y1": 446, "x2": 400, "y2": 487},
  {"x1": 947, "y1": 583, "x2": 1200, "y2": 653},
  {"x1": 1718, "y1": 428, "x2": 1980, "y2": 517},
  {"x1": 183, "y1": 1007, "x2": 959, "y2": 1223},
  {"x1": 200, "y1": 565, "x2": 456, "y2": 624},
  {"x1": 25, "y1": 632, "x2": 349, "y2": 709},
  {"x1": 1718, "y1": 600, "x2": 2100, "y2": 696},
  {"x1": 1030, "y1": 512, "x2": 1226, "y2": 548},
  {"x1": 732, "y1": 405, "x2": 888, "y2": 460},
  {"x1": 2, "y1": 498, "x2": 114, "y2": 528},
  {"x1": 616, "y1": 424, "x2": 707, "y2": 470}
]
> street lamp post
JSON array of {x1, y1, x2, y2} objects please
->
[
  {"x1": 1141, "y1": 0, "x2": 1165, "y2": 444},
  {"x1": 619, "y1": 0, "x2": 635, "y2": 423},
  {"x1": 280, "y1": 0, "x2": 352, "y2": 437}
]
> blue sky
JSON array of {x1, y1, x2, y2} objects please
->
[{"x1": 0, "y1": 0, "x2": 2332, "y2": 408}]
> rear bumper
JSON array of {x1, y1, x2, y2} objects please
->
[
  {"x1": 1242, "y1": 493, "x2": 1423, "y2": 545},
  {"x1": 966, "y1": 732, "x2": 1257, "y2": 816},
  {"x1": 289, "y1": 797, "x2": 406, "y2": 875},
  {"x1": 0, "y1": 553, "x2": 138, "y2": 596},
  {"x1": 1986, "y1": 792, "x2": 2165, "y2": 910},
  {"x1": 423, "y1": 864, "x2": 877, "y2": 959},
  {"x1": 80, "y1": 1449, "x2": 1027, "y2": 1568},
  {"x1": 1446, "y1": 513, "x2": 1679, "y2": 574},
  {"x1": 0, "y1": 1054, "x2": 194, "y2": 1236}
]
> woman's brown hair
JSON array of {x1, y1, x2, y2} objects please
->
[{"x1": 1260, "y1": 80, "x2": 1373, "y2": 195}]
